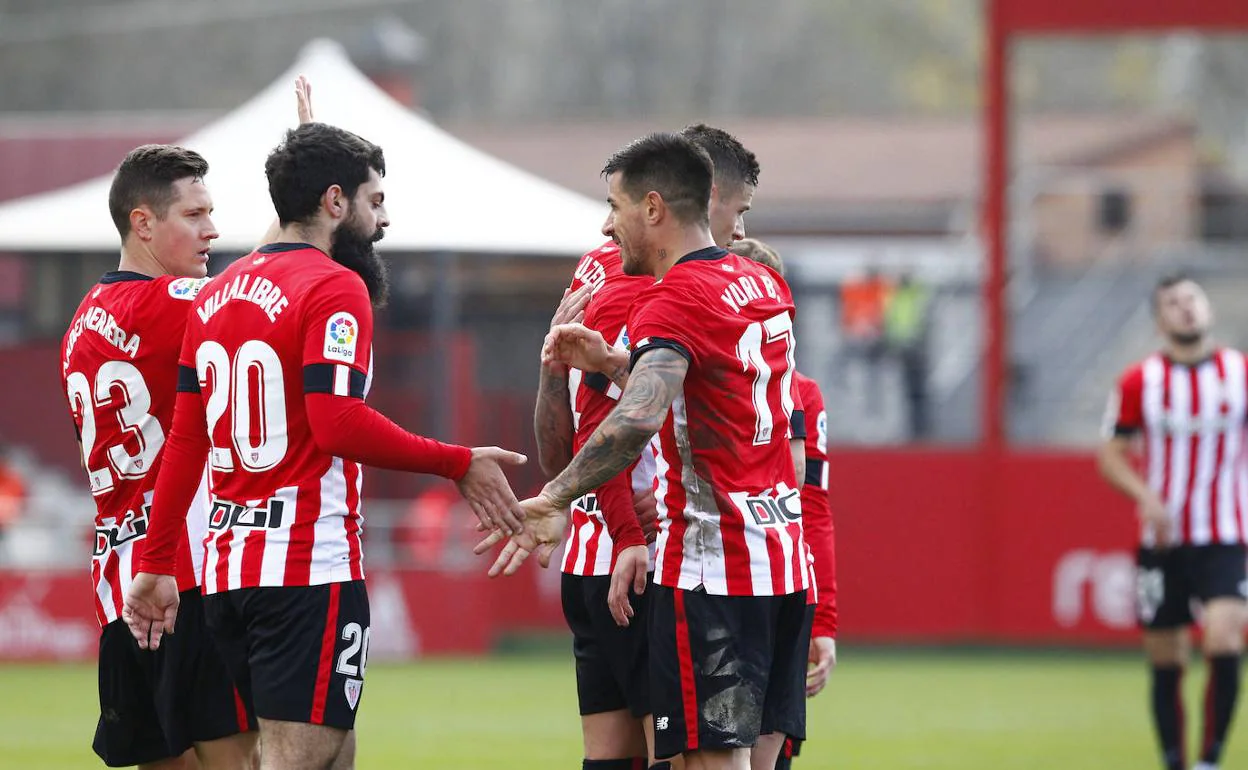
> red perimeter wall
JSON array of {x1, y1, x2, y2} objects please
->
[{"x1": 0, "y1": 448, "x2": 1140, "y2": 660}]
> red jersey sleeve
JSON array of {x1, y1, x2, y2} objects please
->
[
  {"x1": 1102, "y1": 365, "x2": 1144, "y2": 439},
  {"x1": 138, "y1": 325, "x2": 211, "y2": 576},
  {"x1": 300, "y1": 274, "x2": 471, "y2": 479}
]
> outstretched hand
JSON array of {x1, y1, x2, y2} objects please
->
[
  {"x1": 456, "y1": 447, "x2": 528, "y2": 536},
  {"x1": 295, "y1": 75, "x2": 314, "y2": 124},
  {"x1": 473, "y1": 493, "x2": 568, "y2": 576}
]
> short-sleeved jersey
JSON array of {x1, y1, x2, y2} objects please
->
[
  {"x1": 178, "y1": 243, "x2": 373, "y2": 593},
  {"x1": 60, "y1": 272, "x2": 210, "y2": 626},
  {"x1": 795, "y1": 371, "x2": 837, "y2": 636},
  {"x1": 1103, "y1": 349, "x2": 1248, "y2": 547},
  {"x1": 629, "y1": 247, "x2": 808, "y2": 597},
  {"x1": 560, "y1": 242, "x2": 657, "y2": 576}
]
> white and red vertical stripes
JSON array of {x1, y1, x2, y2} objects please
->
[
  {"x1": 199, "y1": 459, "x2": 365, "y2": 595},
  {"x1": 1134, "y1": 350, "x2": 1248, "y2": 547}
]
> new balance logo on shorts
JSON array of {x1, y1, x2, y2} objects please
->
[{"x1": 656, "y1": 716, "x2": 670, "y2": 731}]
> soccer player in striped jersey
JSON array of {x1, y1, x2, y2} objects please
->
[
  {"x1": 61, "y1": 145, "x2": 258, "y2": 769},
  {"x1": 1099, "y1": 274, "x2": 1248, "y2": 770},
  {"x1": 123, "y1": 123, "x2": 528, "y2": 770},
  {"x1": 729, "y1": 238, "x2": 838, "y2": 770},
  {"x1": 497, "y1": 133, "x2": 809, "y2": 770},
  {"x1": 531, "y1": 125, "x2": 764, "y2": 770}
]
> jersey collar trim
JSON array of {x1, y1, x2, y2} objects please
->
[
  {"x1": 99, "y1": 270, "x2": 153, "y2": 284},
  {"x1": 257, "y1": 242, "x2": 320, "y2": 254},
  {"x1": 675, "y1": 246, "x2": 729, "y2": 265}
]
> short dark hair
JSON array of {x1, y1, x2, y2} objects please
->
[
  {"x1": 1152, "y1": 271, "x2": 1197, "y2": 314},
  {"x1": 729, "y1": 238, "x2": 783, "y2": 276},
  {"x1": 601, "y1": 132, "x2": 713, "y2": 226},
  {"x1": 265, "y1": 122, "x2": 386, "y2": 226},
  {"x1": 680, "y1": 123, "x2": 760, "y2": 193},
  {"x1": 108, "y1": 145, "x2": 209, "y2": 240}
]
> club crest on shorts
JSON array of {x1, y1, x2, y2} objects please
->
[
  {"x1": 324, "y1": 312, "x2": 359, "y2": 364},
  {"x1": 344, "y1": 677, "x2": 363, "y2": 710},
  {"x1": 168, "y1": 277, "x2": 208, "y2": 300}
]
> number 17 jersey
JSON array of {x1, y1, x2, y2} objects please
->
[
  {"x1": 628, "y1": 247, "x2": 809, "y2": 597},
  {"x1": 178, "y1": 243, "x2": 373, "y2": 593}
]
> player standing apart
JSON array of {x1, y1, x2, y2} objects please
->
[
  {"x1": 491, "y1": 133, "x2": 809, "y2": 770},
  {"x1": 728, "y1": 238, "x2": 838, "y2": 770},
  {"x1": 1099, "y1": 274, "x2": 1248, "y2": 770},
  {"x1": 124, "y1": 122, "x2": 528, "y2": 770},
  {"x1": 61, "y1": 145, "x2": 257, "y2": 769}
]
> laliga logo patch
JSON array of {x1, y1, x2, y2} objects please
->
[
  {"x1": 168, "y1": 277, "x2": 208, "y2": 300},
  {"x1": 324, "y1": 312, "x2": 359, "y2": 363},
  {"x1": 344, "y1": 678, "x2": 363, "y2": 710}
]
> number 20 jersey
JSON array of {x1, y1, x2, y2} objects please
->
[
  {"x1": 178, "y1": 244, "x2": 371, "y2": 593},
  {"x1": 628, "y1": 247, "x2": 809, "y2": 597},
  {"x1": 60, "y1": 272, "x2": 210, "y2": 626}
]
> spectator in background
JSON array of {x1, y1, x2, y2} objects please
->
[
  {"x1": 839, "y1": 267, "x2": 891, "y2": 413},
  {"x1": 884, "y1": 270, "x2": 932, "y2": 439},
  {"x1": 0, "y1": 442, "x2": 25, "y2": 535}
]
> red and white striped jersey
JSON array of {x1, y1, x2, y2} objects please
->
[
  {"x1": 1103, "y1": 349, "x2": 1248, "y2": 547},
  {"x1": 629, "y1": 247, "x2": 809, "y2": 597},
  {"x1": 559, "y1": 242, "x2": 657, "y2": 576},
  {"x1": 179, "y1": 244, "x2": 372, "y2": 593},
  {"x1": 60, "y1": 272, "x2": 211, "y2": 626},
  {"x1": 795, "y1": 371, "x2": 837, "y2": 638}
]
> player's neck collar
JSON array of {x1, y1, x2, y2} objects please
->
[
  {"x1": 675, "y1": 246, "x2": 728, "y2": 265},
  {"x1": 257, "y1": 242, "x2": 319, "y2": 254},
  {"x1": 100, "y1": 270, "x2": 153, "y2": 284}
]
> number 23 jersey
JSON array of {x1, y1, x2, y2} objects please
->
[
  {"x1": 628, "y1": 247, "x2": 809, "y2": 597},
  {"x1": 60, "y1": 272, "x2": 210, "y2": 626}
]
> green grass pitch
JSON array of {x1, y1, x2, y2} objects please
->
[{"x1": 0, "y1": 648, "x2": 1240, "y2": 768}]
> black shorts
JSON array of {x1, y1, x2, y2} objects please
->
[
  {"x1": 94, "y1": 589, "x2": 251, "y2": 768},
  {"x1": 649, "y1": 585, "x2": 808, "y2": 759},
  {"x1": 204, "y1": 580, "x2": 370, "y2": 730},
  {"x1": 1137, "y1": 545, "x2": 1248, "y2": 629},
  {"x1": 561, "y1": 572, "x2": 651, "y2": 718}
]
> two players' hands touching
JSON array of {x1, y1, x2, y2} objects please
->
[
  {"x1": 472, "y1": 492, "x2": 568, "y2": 576},
  {"x1": 457, "y1": 447, "x2": 530, "y2": 536}
]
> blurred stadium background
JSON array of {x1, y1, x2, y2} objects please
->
[{"x1": 1, "y1": 0, "x2": 1248, "y2": 767}]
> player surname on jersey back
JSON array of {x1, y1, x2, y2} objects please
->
[
  {"x1": 196, "y1": 272, "x2": 290, "y2": 325},
  {"x1": 63, "y1": 305, "x2": 140, "y2": 366},
  {"x1": 720, "y1": 271, "x2": 783, "y2": 315}
]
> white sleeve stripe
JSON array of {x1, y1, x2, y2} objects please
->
[{"x1": 333, "y1": 364, "x2": 350, "y2": 396}]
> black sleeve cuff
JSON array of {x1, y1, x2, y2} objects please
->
[
  {"x1": 176, "y1": 365, "x2": 200, "y2": 393},
  {"x1": 1114, "y1": 424, "x2": 1140, "y2": 438},
  {"x1": 629, "y1": 337, "x2": 693, "y2": 371},
  {"x1": 583, "y1": 372, "x2": 612, "y2": 394},
  {"x1": 790, "y1": 409, "x2": 807, "y2": 440},
  {"x1": 303, "y1": 364, "x2": 367, "y2": 399}
]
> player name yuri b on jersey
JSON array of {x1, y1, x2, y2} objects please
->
[
  {"x1": 63, "y1": 306, "x2": 141, "y2": 363},
  {"x1": 196, "y1": 273, "x2": 290, "y2": 325},
  {"x1": 720, "y1": 272, "x2": 783, "y2": 314}
]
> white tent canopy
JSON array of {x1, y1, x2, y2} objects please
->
[{"x1": 0, "y1": 40, "x2": 605, "y2": 255}]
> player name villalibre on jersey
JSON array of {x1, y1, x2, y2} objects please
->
[{"x1": 196, "y1": 273, "x2": 291, "y2": 324}]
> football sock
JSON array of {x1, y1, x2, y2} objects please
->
[
  {"x1": 581, "y1": 759, "x2": 646, "y2": 769},
  {"x1": 1200, "y1": 654, "x2": 1241, "y2": 765},
  {"x1": 649, "y1": 763, "x2": 672, "y2": 770},
  {"x1": 1151, "y1": 664, "x2": 1186, "y2": 770}
]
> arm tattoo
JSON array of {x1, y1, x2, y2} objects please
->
[
  {"x1": 546, "y1": 348, "x2": 689, "y2": 507},
  {"x1": 534, "y1": 365, "x2": 574, "y2": 477}
]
